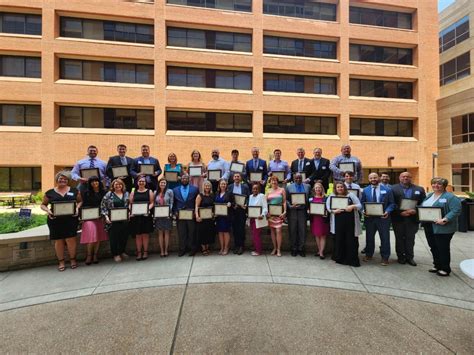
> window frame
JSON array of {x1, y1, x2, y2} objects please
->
[
  {"x1": 166, "y1": 110, "x2": 252, "y2": 132},
  {"x1": 350, "y1": 117, "x2": 414, "y2": 137},
  {"x1": 0, "y1": 55, "x2": 41, "y2": 78},
  {"x1": 263, "y1": 114, "x2": 337, "y2": 134}
]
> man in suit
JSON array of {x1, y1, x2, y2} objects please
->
[
  {"x1": 228, "y1": 149, "x2": 247, "y2": 184},
  {"x1": 245, "y1": 147, "x2": 268, "y2": 192},
  {"x1": 360, "y1": 172, "x2": 396, "y2": 266},
  {"x1": 71, "y1": 145, "x2": 107, "y2": 192},
  {"x1": 105, "y1": 144, "x2": 135, "y2": 192},
  {"x1": 380, "y1": 172, "x2": 391, "y2": 188},
  {"x1": 132, "y1": 144, "x2": 162, "y2": 191},
  {"x1": 227, "y1": 172, "x2": 250, "y2": 255},
  {"x1": 391, "y1": 172, "x2": 426, "y2": 266},
  {"x1": 290, "y1": 147, "x2": 312, "y2": 184},
  {"x1": 286, "y1": 173, "x2": 311, "y2": 257},
  {"x1": 307, "y1": 147, "x2": 331, "y2": 190},
  {"x1": 172, "y1": 174, "x2": 199, "y2": 257}
]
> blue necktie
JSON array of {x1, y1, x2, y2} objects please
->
[
  {"x1": 89, "y1": 159, "x2": 95, "y2": 168},
  {"x1": 254, "y1": 160, "x2": 258, "y2": 170},
  {"x1": 372, "y1": 187, "x2": 377, "y2": 202}
]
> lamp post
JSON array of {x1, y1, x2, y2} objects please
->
[{"x1": 432, "y1": 152, "x2": 438, "y2": 179}]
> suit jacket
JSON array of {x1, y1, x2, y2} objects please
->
[
  {"x1": 245, "y1": 158, "x2": 268, "y2": 182},
  {"x1": 132, "y1": 156, "x2": 162, "y2": 191},
  {"x1": 172, "y1": 185, "x2": 199, "y2": 214},
  {"x1": 391, "y1": 183, "x2": 426, "y2": 223},
  {"x1": 285, "y1": 183, "x2": 311, "y2": 210},
  {"x1": 307, "y1": 157, "x2": 331, "y2": 189},
  {"x1": 422, "y1": 192, "x2": 462, "y2": 234},
  {"x1": 290, "y1": 158, "x2": 312, "y2": 182},
  {"x1": 227, "y1": 183, "x2": 250, "y2": 207},
  {"x1": 360, "y1": 184, "x2": 396, "y2": 218},
  {"x1": 106, "y1": 155, "x2": 135, "y2": 192}
]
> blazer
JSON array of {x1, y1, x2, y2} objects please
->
[
  {"x1": 360, "y1": 184, "x2": 397, "y2": 217},
  {"x1": 132, "y1": 156, "x2": 162, "y2": 190},
  {"x1": 422, "y1": 192, "x2": 462, "y2": 234},
  {"x1": 154, "y1": 189, "x2": 174, "y2": 212},
  {"x1": 172, "y1": 185, "x2": 199, "y2": 213},
  {"x1": 245, "y1": 158, "x2": 268, "y2": 182},
  {"x1": 391, "y1": 183, "x2": 426, "y2": 223},
  {"x1": 106, "y1": 155, "x2": 135, "y2": 192},
  {"x1": 227, "y1": 183, "x2": 250, "y2": 207},
  {"x1": 290, "y1": 158, "x2": 312, "y2": 182},
  {"x1": 285, "y1": 182, "x2": 311, "y2": 210},
  {"x1": 307, "y1": 157, "x2": 331, "y2": 189}
]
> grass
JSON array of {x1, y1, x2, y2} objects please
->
[{"x1": 0, "y1": 213, "x2": 47, "y2": 234}]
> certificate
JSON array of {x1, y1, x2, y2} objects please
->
[
  {"x1": 214, "y1": 203, "x2": 228, "y2": 216},
  {"x1": 269, "y1": 204, "x2": 283, "y2": 216},
  {"x1": 154, "y1": 205, "x2": 170, "y2": 218},
  {"x1": 110, "y1": 208, "x2": 128, "y2": 222},
  {"x1": 139, "y1": 164, "x2": 155, "y2": 175},
  {"x1": 178, "y1": 209, "x2": 194, "y2": 220},
  {"x1": 339, "y1": 162, "x2": 355, "y2": 173},
  {"x1": 290, "y1": 193, "x2": 306, "y2": 205},
  {"x1": 164, "y1": 171, "x2": 178, "y2": 182},
  {"x1": 207, "y1": 169, "x2": 221, "y2": 181},
  {"x1": 248, "y1": 206, "x2": 262, "y2": 218},
  {"x1": 417, "y1": 207, "x2": 442, "y2": 222},
  {"x1": 81, "y1": 207, "x2": 100, "y2": 220},
  {"x1": 309, "y1": 202, "x2": 326, "y2": 216},
  {"x1": 249, "y1": 172, "x2": 263, "y2": 182},
  {"x1": 131, "y1": 202, "x2": 149, "y2": 216},
  {"x1": 52, "y1": 201, "x2": 76, "y2": 216},
  {"x1": 364, "y1": 203, "x2": 384, "y2": 216},
  {"x1": 80, "y1": 168, "x2": 100, "y2": 179},
  {"x1": 255, "y1": 217, "x2": 268, "y2": 229},
  {"x1": 198, "y1": 207, "x2": 213, "y2": 219},
  {"x1": 400, "y1": 199, "x2": 417, "y2": 211},
  {"x1": 234, "y1": 194, "x2": 246, "y2": 207},
  {"x1": 293, "y1": 172, "x2": 306, "y2": 180},
  {"x1": 230, "y1": 162, "x2": 244, "y2": 173},
  {"x1": 348, "y1": 189, "x2": 360, "y2": 198},
  {"x1": 112, "y1": 165, "x2": 128, "y2": 178},
  {"x1": 189, "y1": 166, "x2": 202, "y2": 177},
  {"x1": 272, "y1": 171, "x2": 285, "y2": 182},
  {"x1": 330, "y1": 197, "x2": 349, "y2": 210}
]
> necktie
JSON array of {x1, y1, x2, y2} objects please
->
[
  {"x1": 254, "y1": 160, "x2": 257, "y2": 170},
  {"x1": 299, "y1": 160, "x2": 303, "y2": 172},
  {"x1": 89, "y1": 159, "x2": 95, "y2": 168},
  {"x1": 348, "y1": 184, "x2": 352, "y2": 189},
  {"x1": 120, "y1": 157, "x2": 127, "y2": 165},
  {"x1": 372, "y1": 187, "x2": 377, "y2": 202}
]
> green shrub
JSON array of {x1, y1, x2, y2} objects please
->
[
  {"x1": 31, "y1": 191, "x2": 44, "y2": 204},
  {"x1": 0, "y1": 213, "x2": 47, "y2": 234}
]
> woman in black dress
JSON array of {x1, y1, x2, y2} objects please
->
[
  {"x1": 195, "y1": 180, "x2": 216, "y2": 255},
  {"x1": 130, "y1": 175, "x2": 154, "y2": 260},
  {"x1": 40, "y1": 171, "x2": 81, "y2": 271}
]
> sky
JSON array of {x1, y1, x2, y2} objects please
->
[{"x1": 438, "y1": 0, "x2": 456, "y2": 12}]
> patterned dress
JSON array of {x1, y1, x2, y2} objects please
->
[{"x1": 267, "y1": 188, "x2": 285, "y2": 229}]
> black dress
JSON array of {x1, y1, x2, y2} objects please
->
[
  {"x1": 196, "y1": 193, "x2": 216, "y2": 245},
  {"x1": 333, "y1": 198, "x2": 360, "y2": 267},
  {"x1": 130, "y1": 189, "x2": 154, "y2": 235},
  {"x1": 45, "y1": 188, "x2": 79, "y2": 240}
]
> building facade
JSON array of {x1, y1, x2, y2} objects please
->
[
  {"x1": 438, "y1": 0, "x2": 473, "y2": 193},
  {"x1": 0, "y1": 0, "x2": 438, "y2": 192}
]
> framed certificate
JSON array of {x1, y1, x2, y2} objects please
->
[
  {"x1": 234, "y1": 194, "x2": 246, "y2": 207},
  {"x1": 178, "y1": 209, "x2": 194, "y2": 220},
  {"x1": 417, "y1": 207, "x2": 442, "y2": 222},
  {"x1": 290, "y1": 193, "x2": 306, "y2": 205},
  {"x1": 189, "y1": 166, "x2": 202, "y2": 177},
  {"x1": 248, "y1": 206, "x2": 262, "y2": 218},
  {"x1": 348, "y1": 189, "x2": 360, "y2": 198},
  {"x1": 81, "y1": 207, "x2": 100, "y2": 220},
  {"x1": 214, "y1": 203, "x2": 228, "y2": 216},
  {"x1": 80, "y1": 168, "x2": 100, "y2": 179},
  {"x1": 131, "y1": 202, "x2": 149, "y2": 216},
  {"x1": 164, "y1": 171, "x2": 178, "y2": 182},
  {"x1": 272, "y1": 171, "x2": 285, "y2": 182},
  {"x1": 207, "y1": 169, "x2": 221, "y2": 181},
  {"x1": 293, "y1": 172, "x2": 306, "y2": 180},
  {"x1": 110, "y1": 208, "x2": 128, "y2": 222},
  {"x1": 249, "y1": 172, "x2": 263, "y2": 182},
  {"x1": 310, "y1": 202, "x2": 326, "y2": 216},
  {"x1": 52, "y1": 201, "x2": 76, "y2": 216},
  {"x1": 330, "y1": 197, "x2": 349, "y2": 210},
  {"x1": 139, "y1": 164, "x2": 155, "y2": 175},
  {"x1": 198, "y1": 207, "x2": 213, "y2": 220},
  {"x1": 230, "y1": 162, "x2": 244, "y2": 173},
  {"x1": 154, "y1": 205, "x2": 170, "y2": 218},
  {"x1": 269, "y1": 204, "x2": 283, "y2": 216},
  {"x1": 339, "y1": 162, "x2": 355, "y2": 173},
  {"x1": 112, "y1": 165, "x2": 128, "y2": 178},
  {"x1": 364, "y1": 203, "x2": 384, "y2": 216},
  {"x1": 400, "y1": 199, "x2": 417, "y2": 211}
]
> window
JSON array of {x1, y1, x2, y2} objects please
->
[
  {"x1": 0, "y1": 167, "x2": 41, "y2": 191},
  {"x1": 60, "y1": 106, "x2": 154, "y2": 129},
  {"x1": 264, "y1": 114, "x2": 337, "y2": 134},
  {"x1": 0, "y1": 12, "x2": 41, "y2": 35},
  {"x1": 167, "y1": 0, "x2": 252, "y2": 12},
  {"x1": 350, "y1": 79, "x2": 413, "y2": 99},
  {"x1": 167, "y1": 66, "x2": 252, "y2": 90},
  {"x1": 60, "y1": 17, "x2": 153, "y2": 44},
  {"x1": 350, "y1": 44, "x2": 412, "y2": 65},
  {"x1": 264, "y1": 36, "x2": 336, "y2": 59},
  {"x1": 0, "y1": 104, "x2": 40, "y2": 126},
  {"x1": 0, "y1": 56, "x2": 41, "y2": 78},
  {"x1": 451, "y1": 113, "x2": 474, "y2": 144},
  {"x1": 60, "y1": 59, "x2": 153, "y2": 84},
  {"x1": 452, "y1": 163, "x2": 473, "y2": 192},
  {"x1": 349, "y1": 7, "x2": 412, "y2": 29},
  {"x1": 167, "y1": 111, "x2": 251, "y2": 132},
  {"x1": 440, "y1": 52, "x2": 470, "y2": 86},
  {"x1": 264, "y1": 73, "x2": 336, "y2": 94},
  {"x1": 439, "y1": 16, "x2": 469, "y2": 53},
  {"x1": 263, "y1": 0, "x2": 336, "y2": 21},
  {"x1": 350, "y1": 118, "x2": 413, "y2": 137}
]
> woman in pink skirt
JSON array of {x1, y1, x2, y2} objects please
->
[
  {"x1": 79, "y1": 176, "x2": 108, "y2": 265},
  {"x1": 310, "y1": 183, "x2": 330, "y2": 259}
]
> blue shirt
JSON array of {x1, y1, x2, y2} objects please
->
[
  {"x1": 180, "y1": 184, "x2": 189, "y2": 201},
  {"x1": 268, "y1": 160, "x2": 291, "y2": 180},
  {"x1": 207, "y1": 158, "x2": 230, "y2": 180},
  {"x1": 71, "y1": 157, "x2": 107, "y2": 182}
]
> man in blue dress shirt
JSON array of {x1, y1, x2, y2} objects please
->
[
  {"x1": 71, "y1": 145, "x2": 107, "y2": 192},
  {"x1": 268, "y1": 149, "x2": 291, "y2": 183}
]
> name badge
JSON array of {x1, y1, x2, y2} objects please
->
[
  {"x1": 67, "y1": 192, "x2": 74, "y2": 196},
  {"x1": 259, "y1": 166, "x2": 263, "y2": 170},
  {"x1": 439, "y1": 198, "x2": 447, "y2": 203},
  {"x1": 415, "y1": 191, "x2": 420, "y2": 195},
  {"x1": 380, "y1": 190, "x2": 386, "y2": 194},
  {"x1": 322, "y1": 166, "x2": 327, "y2": 170},
  {"x1": 305, "y1": 162, "x2": 310, "y2": 166}
]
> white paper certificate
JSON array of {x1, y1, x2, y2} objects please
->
[
  {"x1": 365, "y1": 203, "x2": 384, "y2": 216},
  {"x1": 207, "y1": 169, "x2": 221, "y2": 181},
  {"x1": 189, "y1": 166, "x2": 202, "y2": 177},
  {"x1": 52, "y1": 201, "x2": 76, "y2": 216},
  {"x1": 310, "y1": 202, "x2": 326, "y2": 216},
  {"x1": 154, "y1": 205, "x2": 170, "y2": 218},
  {"x1": 418, "y1": 207, "x2": 442, "y2": 222},
  {"x1": 139, "y1": 164, "x2": 155, "y2": 175},
  {"x1": 179, "y1": 209, "x2": 194, "y2": 220},
  {"x1": 348, "y1": 189, "x2": 360, "y2": 198},
  {"x1": 255, "y1": 217, "x2": 268, "y2": 229},
  {"x1": 164, "y1": 171, "x2": 178, "y2": 182},
  {"x1": 234, "y1": 194, "x2": 246, "y2": 207},
  {"x1": 81, "y1": 207, "x2": 100, "y2": 220},
  {"x1": 400, "y1": 199, "x2": 417, "y2": 211},
  {"x1": 272, "y1": 171, "x2": 285, "y2": 182},
  {"x1": 112, "y1": 165, "x2": 128, "y2": 178},
  {"x1": 290, "y1": 193, "x2": 306, "y2": 205},
  {"x1": 230, "y1": 162, "x2": 244, "y2": 173},
  {"x1": 330, "y1": 197, "x2": 349, "y2": 210},
  {"x1": 248, "y1": 206, "x2": 262, "y2": 218},
  {"x1": 269, "y1": 204, "x2": 283, "y2": 216},
  {"x1": 214, "y1": 203, "x2": 228, "y2": 216},
  {"x1": 110, "y1": 208, "x2": 128, "y2": 222},
  {"x1": 132, "y1": 202, "x2": 149, "y2": 216},
  {"x1": 80, "y1": 168, "x2": 100, "y2": 179},
  {"x1": 339, "y1": 162, "x2": 355, "y2": 173},
  {"x1": 199, "y1": 207, "x2": 213, "y2": 220},
  {"x1": 250, "y1": 172, "x2": 263, "y2": 182}
]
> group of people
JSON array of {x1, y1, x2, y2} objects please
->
[{"x1": 40, "y1": 144, "x2": 462, "y2": 278}]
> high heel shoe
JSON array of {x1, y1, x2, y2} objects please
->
[
  {"x1": 85, "y1": 254, "x2": 92, "y2": 266},
  {"x1": 58, "y1": 259, "x2": 66, "y2": 272},
  {"x1": 136, "y1": 252, "x2": 143, "y2": 261},
  {"x1": 93, "y1": 253, "x2": 99, "y2": 264},
  {"x1": 70, "y1": 258, "x2": 78, "y2": 269},
  {"x1": 142, "y1": 251, "x2": 148, "y2": 260}
]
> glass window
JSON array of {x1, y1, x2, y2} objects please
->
[
  {"x1": 115, "y1": 63, "x2": 136, "y2": 83},
  {"x1": 439, "y1": 16, "x2": 469, "y2": 53},
  {"x1": 215, "y1": 70, "x2": 234, "y2": 89},
  {"x1": 82, "y1": 61, "x2": 103, "y2": 81},
  {"x1": 0, "y1": 168, "x2": 9, "y2": 191},
  {"x1": 1, "y1": 56, "x2": 24, "y2": 77},
  {"x1": 26, "y1": 15, "x2": 41, "y2": 35},
  {"x1": 61, "y1": 59, "x2": 82, "y2": 80},
  {"x1": 60, "y1": 107, "x2": 82, "y2": 127},
  {"x1": 264, "y1": 73, "x2": 335, "y2": 94},
  {"x1": 215, "y1": 32, "x2": 234, "y2": 51},
  {"x1": 167, "y1": 27, "x2": 187, "y2": 47},
  {"x1": 168, "y1": 67, "x2": 250, "y2": 89},
  {"x1": 25, "y1": 57, "x2": 41, "y2": 78},
  {"x1": 187, "y1": 29, "x2": 206, "y2": 48},
  {"x1": 136, "y1": 65, "x2": 153, "y2": 84},
  {"x1": 82, "y1": 20, "x2": 104, "y2": 40},
  {"x1": 350, "y1": 79, "x2": 413, "y2": 99},
  {"x1": 83, "y1": 108, "x2": 103, "y2": 128},
  {"x1": 349, "y1": 7, "x2": 412, "y2": 29},
  {"x1": 60, "y1": 17, "x2": 82, "y2": 37},
  {"x1": 234, "y1": 72, "x2": 251, "y2": 90},
  {"x1": 1, "y1": 13, "x2": 41, "y2": 35},
  {"x1": 1, "y1": 105, "x2": 24, "y2": 126},
  {"x1": 186, "y1": 68, "x2": 206, "y2": 87},
  {"x1": 167, "y1": 111, "x2": 251, "y2": 132},
  {"x1": 440, "y1": 52, "x2": 470, "y2": 85},
  {"x1": 234, "y1": 33, "x2": 251, "y2": 52},
  {"x1": 168, "y1": 67, "x2": 187, "y2": 86},
  {"x1": 167, "y1": 0, "x2": 251, "y2": 12},
  {"x1": 263, "y1": 35, "x2": 336, "y2": 59},
  {"x1": 10, "y1": 168, "x2": 33, "y2": 192},
  {"x1": 263, "y1": 0, "x2": 336, "y2": 21},
  {"x1": 350, "y1": 118, "x2": 413, "y2": 137},
  {"x1": 25, "y1": 105, "x2": 41, "y2": 126},
  {"x1": 136, "y1": 110, "x2": 154, "y2": 129},
  {"x1": 452, "y1": 113, "x2": 474, "y2": 144},
  {"x1": 263, "y1": 114, "x2": 337, "y2": 134}
]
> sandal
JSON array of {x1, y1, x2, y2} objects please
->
[
  {"x1": 142, "y1": 251, "x2": 148, "y2": 260},
  {"x1": 271, "y1": 249, "x2": 277, "y2": 256},
  {"x1": 93, "y1": 253, "x2": 99, "y2": 264},
  {"x1": 70, "y1": 258, "x2": 78, "y2": 269},
  {"x1": 202, "y1": 250, "x2": 210, "y2": 256},
  {"x1": 136, "y1": 252, "x2": 143, "y2": 261},
  {"x1": 277, "y1": 250, "x2": 282, "y2": 257},
  {"x1": 85, "y1": 254, "x2": 92, "y2": 266},
  {"x1": 58, "y1": 259, "x2": 66, "y2": 272}
]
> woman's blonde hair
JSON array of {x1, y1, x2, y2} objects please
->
[{"x1": 110, "y1": 178, "x2": 126, "y2": 193}]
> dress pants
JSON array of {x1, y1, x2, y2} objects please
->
[
  {"x1": 250, "y1": 219, "x2": 262, "y2": 254},
  {"x1": 288, "y1": 208, "x2": 307, "y2": 252},
  {"x1": 364, "y1": 217, "x2": 391, "y2": 259},
  {"x1": 392, "y1": 219, "x2": 419, "y2": 261},
  {"x1": 232, "y1": 207, "x2": 247, "y2": 248},
  {"x1": 177, "y1": 220, "x2": 196, "y2": 253},
  {"x1": 423, "y1": 223, "x2": 454, "y2": 274},
  {"x1": 108, "y1": 221, "x2": 129, "y2": 256}
]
